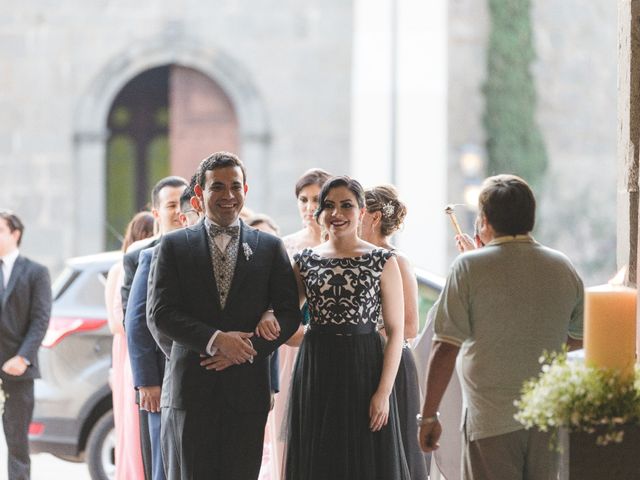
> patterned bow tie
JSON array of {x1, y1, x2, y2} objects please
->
[{"x1": 209, "y1": 224, "x2": 239, "y2": 238}]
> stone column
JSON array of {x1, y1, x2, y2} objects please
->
[{"x1": 618, "y1": 1, "x2": 640, "y2": 354}]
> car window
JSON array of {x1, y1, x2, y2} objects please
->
[
  {"x1": 73, "y1": 271, "x2": 109, "y2": 308},
  {"x1": 54, "y1": 268, "x2": 109, "y2": 312},
  {"x1": 52, "y1": 267, "x2": 80, "y2": 301}
]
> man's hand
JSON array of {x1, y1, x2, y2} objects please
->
[
  {"x1": 139, "y1": 386, "x2": 161, "y2": 413},
  {"x1": 418, "y1": 420, "x2": 442, "y2": 452},
  {"x1": 213, "y1": 331, "x2": 256, "y2": 364},
  {"x1": 455, "y1": 234, "x2": 476, "y2": 253},
  {"x1": 255, "y1": 311, "x2": 280, "y2": 340},
  {"x1": 2, "y1": 356, "x2": 28, "y2": 376},
  {"x1": 200, "y1": 352, "x2": 234, "y2": 371}
]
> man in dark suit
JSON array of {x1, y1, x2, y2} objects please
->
[
  {"x1": 143, "y1": 185, "x2": 201, "y2": 480},
  {"x1": 125, "y1": 176, "x2": 188, "y2": 480},
  {"x1": 150, "y1": 152, "x2": 301, "y2": 480},
  {"x1": 0, "y1": 211, "x2": 51, "y2": 480}
]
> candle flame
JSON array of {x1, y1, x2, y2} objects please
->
[{"x1": 609, "y1": 266, "x2": 628, "y2": 286}]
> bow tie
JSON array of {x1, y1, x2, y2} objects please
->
[{"x1": 209, "y1": 224, "x2": 240, "y2": 238}]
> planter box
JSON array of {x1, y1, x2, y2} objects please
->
[{"x1": 558, "y1": 424, "x2": 640, "y2": 479}]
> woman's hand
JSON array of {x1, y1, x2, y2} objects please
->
[
  {"x1": 369, "y1": 389, "x2": 390, "y2": 432},
  {"x1": 255, "y1": 310, "x2": 280, "y2": 340}
]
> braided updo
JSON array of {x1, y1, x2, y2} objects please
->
[{"x1": 364, "y1": 185, "x2": 407, "y2": 236}]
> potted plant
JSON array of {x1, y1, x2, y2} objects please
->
[{"x1": 514, "y1": 351, "x2": 640, "y2": 479}]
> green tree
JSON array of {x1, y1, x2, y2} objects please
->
[{"x1": 483, "y1": 0, "x2": 548, "y2": 186}]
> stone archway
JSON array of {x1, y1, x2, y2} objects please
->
[{"x1": 72, "y1": 35, "x2": 271, "y2": 254}]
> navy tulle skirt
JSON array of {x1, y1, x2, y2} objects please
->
[{"x1": 284, "y1": 328, "x2": 410, "y2": 480}]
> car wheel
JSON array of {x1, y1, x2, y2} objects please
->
[{"x1": 86, "y1": 410, "x2": 116, "y2": 480}]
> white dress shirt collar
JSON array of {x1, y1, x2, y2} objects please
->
[
  {"x1": 204, "y1": 217, "x2": 240, "y2": 252},
  {"x1": 1, "y1": 248, "x2": 20, "y2": 288}
]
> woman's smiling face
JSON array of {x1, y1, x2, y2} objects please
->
[{"x1": 320, "y1": 185, "x2": 363, "y2": 238}]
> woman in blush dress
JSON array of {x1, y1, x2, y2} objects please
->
[
  {"x1": 360, "y1": 185, "x2": 428, "y2": 480},
  {"x1": 257, "y1": 168, "x2": 331, "y2": 476},
  {"x1": 105, "y1": 211, "x2": 154, "y2": 480},
  {"x1": 285, "y1": 176, "x2": 410, "y2": 480}
]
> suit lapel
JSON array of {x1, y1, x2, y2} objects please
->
[
  {"x1": 2, "y1": 256, "x2": 26, "y2": 308},
  {"x1": 187, "y1": 221, "x2": 221, "y2": 311},
  {"x1": 225, "y1": 221, "x2": 259, "y2": 309}
]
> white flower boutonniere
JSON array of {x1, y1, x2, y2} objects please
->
[{"x1": 243, "y1": 242, "x2": 253, "y2": 261}]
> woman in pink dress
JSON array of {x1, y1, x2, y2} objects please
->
[
  {"x1": 257, "y1": 168, "x2": 331, "y2": 477},
  {"x1": 105, "y1": 212, "x2": 154, "y2": 480}
]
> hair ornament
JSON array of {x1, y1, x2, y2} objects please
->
[{"x1": 382, "y1": 202, "x2": 395, "y2": 218}]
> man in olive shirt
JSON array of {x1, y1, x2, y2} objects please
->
[{"x1": 419, "y1": 175, "x2": 583, "y2": 480}]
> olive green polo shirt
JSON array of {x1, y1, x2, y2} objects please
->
[{"x1": 433, "y1": 235, "x2": 584, "y2": 441}]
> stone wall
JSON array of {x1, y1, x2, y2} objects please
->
[{"x1": 0, "y1": 1, "x2": 353, "y2": 272}]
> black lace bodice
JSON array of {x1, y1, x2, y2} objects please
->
[{"x1": 294, "y1": 248, "x2": 394, "y2": 333}]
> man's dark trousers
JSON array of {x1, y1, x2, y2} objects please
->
[{"x1": 2, "y1": 379, "x2": 33, "y2": 480}]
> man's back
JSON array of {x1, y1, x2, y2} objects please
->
[{"x1": 434, "y1": 236, "x2": 584, "y2": 441}]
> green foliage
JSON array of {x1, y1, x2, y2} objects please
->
[
  {"x1": 515, "y1": 351, "x2": 640, "y2": 446},
  {"x1": 484, "y1": 0, "x2": 548, "y2": 186}
]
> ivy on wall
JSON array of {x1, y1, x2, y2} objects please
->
[{"x1": 483, "y1": 0, "x2": 548, "y2": 186}]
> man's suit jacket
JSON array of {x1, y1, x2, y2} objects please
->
[
  {"x1": 0, "y1": 255, "x2": 51, "y2": 381},
  {"x1": 145, "y1": 243, "x2": 281, "y2": 402},
  {"x1": 121, "y1": 237, "x2": 160, "y2": 319},
  {"x1": 125, "y1": 247, "x2": 165, "y2": 388},
  {"x1": 145, "y1": 246, "x2": 173, "y2": 359},
  {"x1": 150, "y1": 219, "x2": 301, "y2": 412}
]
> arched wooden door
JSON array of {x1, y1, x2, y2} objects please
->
[{"x1": 105, "y1": 65, "x2": 238, "y2": 249}]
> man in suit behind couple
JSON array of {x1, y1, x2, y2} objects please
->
[{"x1": 150, "y1": 151, "x2": 301, "y2": 480}]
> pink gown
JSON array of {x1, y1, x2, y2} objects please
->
[
  {"x1": 259, "y1": 239, "x2": 306, "y2": 480},
  {"x1": 105, "y1": 262, "x2": 145, "y2": 480}
]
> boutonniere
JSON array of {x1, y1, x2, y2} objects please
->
[{"x1": 242, "y1": 242, "x2": 253, "y2": 261}]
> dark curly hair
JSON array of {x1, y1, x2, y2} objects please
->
[{"x1": 196, "y1": 151, "x2": 247, "y2": 187}]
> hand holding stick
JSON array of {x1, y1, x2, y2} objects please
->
[{"x1": 444, "y1": 204, "x2": 463, "y2": 236}]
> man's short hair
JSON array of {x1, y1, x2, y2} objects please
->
[
  {"x1": 196, "y1": 152, "x2": 247, "y2": 188},
  {"x1": 478, "y1": 174, "x2": 536, "y2": 236},
  {"x1": 151, "y1": 176, "x2": 189, "y2": 209},
  {"x1": 0, "y1": 210, "x2": 25, "y2": 246},
  {"x1": 179, "y1": 185, "x2": 194, "y2": 213}
]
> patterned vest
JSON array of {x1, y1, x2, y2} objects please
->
[{"x1": 205, "y1": 222, "x2": 240, "y2": 309}]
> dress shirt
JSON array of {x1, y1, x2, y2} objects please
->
[
  {"x1": 0, "y1": 248, "x2": 20, "y2": 288},
  {"x1": 204, "y1": 217, "x2": 240, "y2": 356},
  {"x1": 205, "y1": 217, "x2": 240, "y2": 254}
]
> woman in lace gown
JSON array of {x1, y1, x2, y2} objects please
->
[
  {"x1": 284, "y1": 176, "x2": 410, "y2": 480},
  {"x1": 361, "y1": 185, "x2": 428, "y2": 480}
]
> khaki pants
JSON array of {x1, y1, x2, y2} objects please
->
[{"x1": 462, "y1": 429, "x2": 558, "y2": 480}]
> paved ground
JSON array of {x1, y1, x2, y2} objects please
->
[{"x1": 0, "y1": 429, "x2": 91, "y2": 479}]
